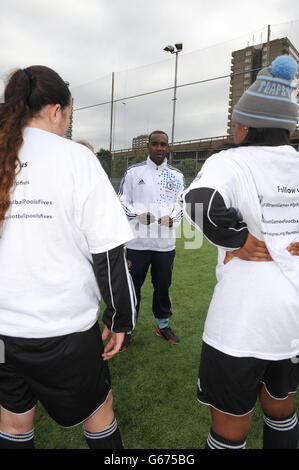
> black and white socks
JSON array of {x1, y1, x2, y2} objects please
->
[
  {"x1": 83, "y1": 418, "x2": 123, "y2": 449},
  {"x1": 206, "y1": 429, "x2": 246, "y2": 449},
  {"x1": 263, "y1": 411, "x2": 298, "y2": 449},
  {"x1": 206, "y1": 412, "x2": 299, "y2": 450},
  {"x1": 0, "y1": 428, "x2": 34, "y2": 449}
]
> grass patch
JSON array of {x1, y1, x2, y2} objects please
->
[{"x1": 30, "y1": 230, "x2": 298, "y2": 449}]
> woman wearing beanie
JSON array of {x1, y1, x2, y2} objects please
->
[
  {"x1": 0, "y1": 66, "x2": 136, "y2": 449},
  {"x1": 181, "y1": 55, "x2": 299, "y2": 449}
]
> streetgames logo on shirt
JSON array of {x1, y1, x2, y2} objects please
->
[{"x1": 166, "y1": 181, "x2": 174, "y2": 191}]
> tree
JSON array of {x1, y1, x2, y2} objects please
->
[
  {"x1": 129, "y1": 154, "x2": 146, "y2": 166},
  {"x1": 95, "y1": 148, "x2": 112, "y2": 178},
  {"x1": 111, "y1": 157, "x2": 127, "y2": 179},
  {"x1": 175, "y1": 158, "x2": 196, "y2": 179}
]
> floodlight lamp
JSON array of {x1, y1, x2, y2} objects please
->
[
  {"x1": 163, "y1": 45, "x2": 175, "y2": 53},
  {"x1": 175, "y1": 43, "x2": 183, "y2": 52}
]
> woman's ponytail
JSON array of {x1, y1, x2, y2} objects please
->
[{"x1": 0, "y1": 65, "x2": 71, "y2": 232}]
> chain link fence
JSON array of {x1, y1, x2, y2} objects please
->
[{"x1": 70, "y1": 20, "x2": 299, "y2": 190}]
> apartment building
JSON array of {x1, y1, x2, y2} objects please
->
[
  {"x1": 227, "y1": 37, "x2": 299, "y2": 134},
  {"x1": 132, "y1": 134, "x2": 149, "y2": 150}
]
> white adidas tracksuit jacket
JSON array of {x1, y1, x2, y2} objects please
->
[{"x1": 118, "y1": 156, "x2": 185, "y2": 252}]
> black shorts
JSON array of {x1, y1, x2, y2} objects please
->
[
  {"x1": 0, "y1": 322, "x2": 111, "y2": 427},
  {"x1": 197, "y1": 341, "x2": 299, "y2": 416}
]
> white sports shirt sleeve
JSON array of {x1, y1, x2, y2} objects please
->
[
  {"x1": 118, "y1": 167, "x2": 142, "y2": 222},
  {"x1": 75, "y1": 161, "x2": 134, "y2": 253}
]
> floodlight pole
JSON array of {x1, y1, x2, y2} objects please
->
[
  {"x1": 266, "y1": 24, "x2": 271, "y2": 66},
  {"x1": 109, "y1": 72, "x2": 115, "y2": 159},
  {"x1": 164, "y1": 44, "x2": 182, "y2": 163},
  {"x1": 170, "y1": 50, "x2": 179, "y2": 164}
]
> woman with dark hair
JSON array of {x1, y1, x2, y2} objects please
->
[
  {"x1": 0, "y1": 66, "x2": 136, "y2": 449},
  {"x1": 181, "y1": 55, "x2": 299, "y2": 449}
]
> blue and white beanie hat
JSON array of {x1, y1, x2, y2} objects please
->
[{"x1": 232, "y1": 55, "x2": 298, "y2": 134}]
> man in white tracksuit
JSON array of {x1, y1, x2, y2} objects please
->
[{"x1": 118, "y1": 131, "x2": 185, "y2": 350}]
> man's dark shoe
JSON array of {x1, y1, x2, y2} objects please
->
[
  {"x1": 120, "y1": 334, "x2": 132, "y2": 352},
  {"x1": 156, "y1": 326, "x2": 179, "y2": 344}
]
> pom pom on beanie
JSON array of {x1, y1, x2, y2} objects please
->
[{"x1": 270, "y1": 55, "x2": 298, "y2": 80}]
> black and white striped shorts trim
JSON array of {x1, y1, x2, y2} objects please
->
[
  {"x1": 83, "y1": 418, "x2": 117, "y2": 440},
  {"x1": 264, "y1": 413, "x2": 298, "y2": 432},
  {"x1": 0, "y1": 428, "x2": 34, "y2": 442},
  {"x1": 207, "y1": 432, "x2": 246, "y2": 449}
]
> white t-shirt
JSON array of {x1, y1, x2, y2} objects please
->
[
  {"x1": 0, "y1": 127, "x2": 134, "y2": 338},
  {"x1": 184, "y1": 145, "x2": 299, "y2": 360}
]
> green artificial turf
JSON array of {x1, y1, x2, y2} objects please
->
[{"x1": 30, "y1": 227, "x2": 298, "y2": 449}]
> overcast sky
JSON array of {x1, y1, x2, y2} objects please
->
[{"x1": 1, "y1": 0, "x2": 298, "y2": 151}]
